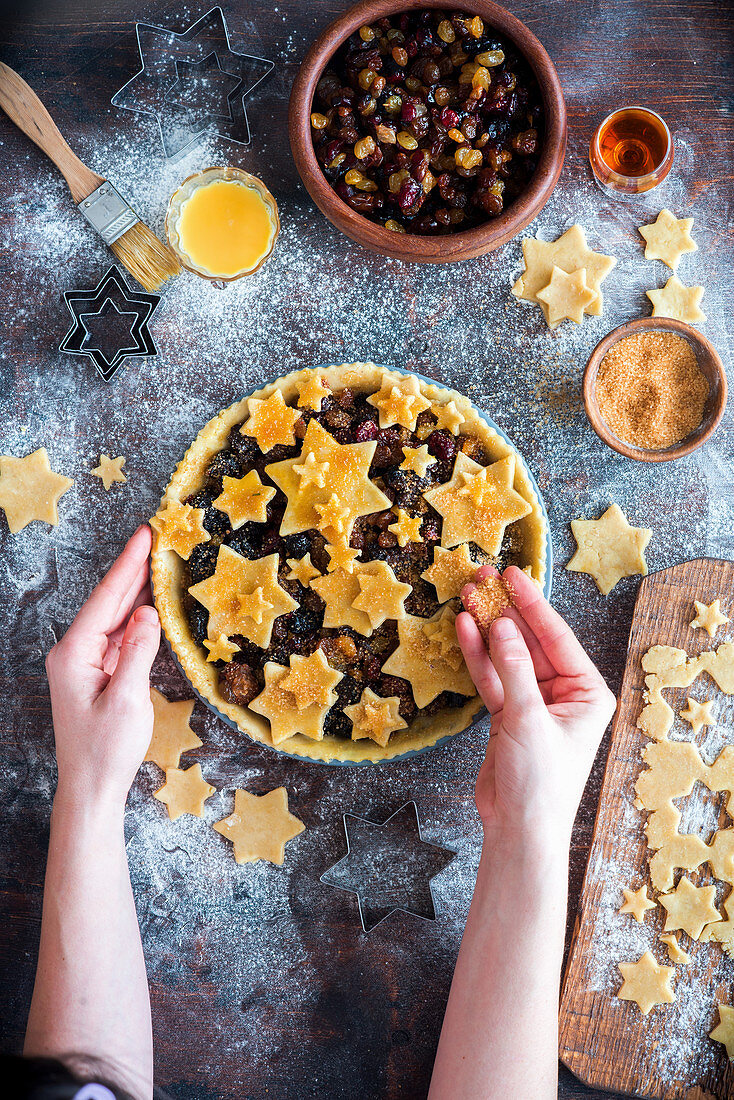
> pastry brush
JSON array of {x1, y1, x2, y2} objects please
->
[{"x1": 0, "y1": 62, "x2": 181, "y2": 292}]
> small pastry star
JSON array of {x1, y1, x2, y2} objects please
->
[
  {"x1": 422, "y1": 607, "x2": 464, "y2": 670},
  {"x1": 236, "y1": 585, "x2": 273, "y2": 625},
  {"x1": 213, "y1": 787, "x2": 305, "y2": 865},
  {"x1": 400, "y1": 444, "x2": 436, "y2": 478},
  {"x1": 367, "y1": 374, "x2": 431, "y2": 431},
  {"x1": 710, "y1": 1004, "x2": 734, "y2": 1060},
  {"x1": 459, "y1": 465, "x2": 500, "y2": 508},
  {"x1": 213, "y1": 470, "x2": 275, "y2": 528},
  {"x1": 150, "y1": 499, "x2": 209, "y2": 560},
  {"x1": 145, "y1": 689, "x2": 200, "y2": 771},
  {"x1": 325, "y1": 540, "x2": 361, "y2": 573},
  {"x1": 511, "y1": 224, "x2": 615, "y2": 320},
  {"x1": 286, "y1": 552, "x2": 320, "y2": 586},
  {"x1": 691, "y1": 599, "x2": 729, "y2": 638},
  {"x1": 639, "y1": 208, "x2": 697, "y2": 271},
  {"x1": 296, "y1": 369, "x2": 331, "y2": 411},
  {"x1": 646, "y1": 275, "x2": 706, "y2": 324},
  {"x1": 293, "y1": 451, "x2": 330, "y2": 490},
  {"x1": 619, "y1": 885, "x2": 657, "y2": 923},
  {"x1": 351, "y1": 560, "x2": 412, "y2": 628},
  {"x1": 431, "y1": 401, "x2": 465, "y2": 435},
  {"x1": 240, "y1": 389, "x2": 301, "y2": 452},
  {"x1": 154, "y1": 763, "x2": 216, "y2": 821},
  {"x1": 280, "y1": 648, "x2": 343, "y2": 708},
  {"x1": 92, "y1": 453, "x2": 127, "y2": 490},
  {"x1": 660, "y1": 933, "x2": 691, "y2": 965},
  {"x1": 0, "y1": 448, "x2": 74, "y2": 533},
  {"x1": 316, "y1": 493, "x2": 351, "y2": 537},
  {"x1": 344, "y1": 688, "x2": 407, "y2": 747},
  {"x1": 536, "y1": 265, "x2": 597, "y2": 327},
  {"x1": 388, "y1": 508, "x2": 423, "y2": 547},
  {"x1": 659, "y1": 876, "x2": 721, "y2": 939},
  {"x1": 421, "y1": 543, "x2": 478, "y2": 603},
  {"x1": 680, "y1": 697, "x2": 715, "y2": 735},
  {"x1": 617, "y1": 951, "x2": 675, "y2": 1015},
  {"x1": 204, "y1": 633, "x2": 241, "y2": 663},
  {"x1": 566, "y1": 503, "x2": 651, "y2": 595}
]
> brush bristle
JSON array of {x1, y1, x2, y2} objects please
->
[{"x1": 110, "y1": 222, "x2": 181, "y2": 292}]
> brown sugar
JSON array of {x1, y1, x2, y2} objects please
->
[{"x1": 595, "y1": 332, "x2": 708, "y2": 450}]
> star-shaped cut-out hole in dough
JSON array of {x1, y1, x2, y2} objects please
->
[
  {"x1": 279, "y1": 649, "x2": 343, "y2": 708},
  {"x1": 286, "y1": 552, "x2": 320, "y2": 587},
  {"x1": 240, "y1": 389, "x2": 301, "y2": 452},
  {"x1": 619, "y1": 885, "x2": 657, "y2": 923},
  {"x1": 400, "y1": 445, "x2": 436, "y2": 478},
  {"x1": 154, "y1": 763, "x2": 216, "y2": 821},
  {"x1": 566, "y1": 503, "x2": 651, "y2": 595},
  {"x1": 367, "y1": 374, "x2": 431, "y2": 431},
  {"x1": 659, "y1": 876, "x2": 721, "y2": 939},
  {"x1": 680, "y1": 697, "x2": 715, "y2": 735},
  {"x1": 145, "y1": 688, "x2": 200, "y2": 771},
  {"x1": 425, "y1": 453, "x2": 532, "y2": 557},
  {"x1": 422, "y1": 543, "x2": 478, "y2": 603},
  {"x1": 213, "y1": 787, "x2": 305, "y2": 865},
  {"x1": 388, "y1": 508, "x2": 423, "y2": 548},
  {"x1": 204, "y1": 633, "x2": 241, "y2": 663},
  {"x1": 381, "y1": 608, "x2": 476, "y2": 708},
  {"x1": 315, "y1": 493, "x2": 352, "y2": 539},
  {"x1": 639, "y1": 208, "x2": 697, "y2": 271},
  {"x1": 293, "y1": 450, "x2": 330, "y2": 490},
  {"x1": 422, "y1": 607, "x2": 464, "y2": 670},
  {"x1": 536, "y1": 266, "x2": 597, "y2": 327},
  {"x1": 691, "y1": 599, "x2": 730, "y2": 638},
  {"x1": 92, "y1": 453, "x2": 127, "y2": 490},
  {"x1": 188, "y1": 546, "x2": 297, "y2": 648},
  {"x1": 710, "y1": 1004, "x2": 734, "y2": 1060},
  {"x1": 213, "y1": 470, "x2": 275, "y2": 528},
  {"x1": 352, "y1": 560, "x2": 412, "y2": 628},
  {"x1": 673, "y1": 781, "x2": 730, "y2": 845},
  {"x1": 646, "y1": 275, "x2": 705, "y2": 324},
  {"x1": 325, "y1": 540, "x2": 361, "y2": 573},
  {"x1": 250, "y1": 653, "x2": 342, "y2": 743},
  {"x1": 344, "y1": 688, "x2": 407, "y2": 747},
  {"x1": 617, "y1": 951, "x2": 675, "y2": 1015},
  {"x1": 431, "y1": 401, "x2": 465, "y2": 435},
  {"x1": 660, "y1": 933, "x2": 690, "y2": 965},
  {"x1": 296, "y1": 369, "x2": 331, "y2": 411},
  {"x1": 150, "y1": 499, "x2": 209, "y2": 560},
  {"x1": 0, "y1": 448, "x2": 74, "y2": 533},
  {"x1": 511, "y1": 224, "x2": 616, "y2": 321}
]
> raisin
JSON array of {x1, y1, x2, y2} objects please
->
[
  {"x1": 186, "y1": 489, "x2": 231, "y2": 541},
  {"x1": 187, "y1": 602, "x2": 209, "y2": 647},
  {"x1": 426, "y1": 430, "x2": 456, "y2": 464},
  {"x1": 219, "y1": 663, "x2": 260, "y2": 706},
  {"x1": 205, "y1": 449, "x2": 241, "y2": 492},
  {"x1": 356, "y1": 419, "x2": 379, "y2": 442},
  {"x1": 187, "y1": 543, "x2": 218, "y2": 584},
  {"x1": 225, "y1": 528, "x2": 258, "y2": 559},
  {"x1": 229, "y1": 427, "x2": 259, "y2": 467},
  {"x1": 287, "y1": 608, "x2": 323, "y2": 635},
  {"x1": 283, "y1": 532, "x2": 311, "y2": 559}
]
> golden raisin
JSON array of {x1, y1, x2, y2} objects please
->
[
  {"x1": 421, "y1": 169, "x2": 436, "y2": 193},
  {"x1": 447, "y1": 127, "x2": 465, "y2": 143},
  {"x1": 359, "y1": 25, "x2": 375, "y2": 42},
  {"x1": 310, "y1": 112, "x2": 328, "y2": 130},
  {"x1": 437, "y1": 19, "x2": 455, "y2": 43},
  {"x1": 467, "y1": 16, "x2": 484, "y2": 37},
  {"x1": 472, "y1": 66, "x2": 490, "y2": 91},
  {"x1": 434, "y1": 85, "x2": 451, "y2": 106},
  {"x1": 476, "y1": 49, "x2": 505, "y2": 66},
  {"x1": 371, "y1": 74, "x2": 386, "y2": 96},
  {"x1": 455, "y1": 146, "x2": 483, "y2": 169},
  {"x1": 358, "y1": 67, "x2": 376, "y2": 90},
  {"x1": 397, "y1": 130, "x2": 418, "y2": 150},
  {"x1": 385, "y1": 219, "x2": 406, "y2": 233},
  {"x1": 375, "y1": 123, "x2": 397, "y2": 143},
  {"x1": 328, "y1": 152, "x2": 346, "y2": 169},
  {"x1": 388, "y1": 169, "x2": 409, "y2": 192},
  {"x1": 354, "y1": 135, "x2": 376, "y2": 158},
  {"x1": 383, "y1": 94, "x2": 402, "y2": 113},
  {"x1": 392, "y1": 45, "x2": 408, "y2": 66}
]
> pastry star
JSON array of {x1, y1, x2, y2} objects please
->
[
  {"x1": 352, "y1": 560, "x2": 412, "y2": 628},
  {"x1": 367, "y1": 373, "x2": 431, "y2": 431},
  {"x1": 154, "y1": 763, "x2": 216, "y2": 821},
  {"x1": 422, "y1": 543, "x2": 478, "y2": 603},
  {"x1": 92, "y1": 453, "x2": 127, "y2": 490},
  {"x1": 0, "y1": 448, "x2": 74, "y2": 533},
  {"x1": 203, "y1": 633, "x2": 241, "y2": 663},
  {"x1": 638, "y1": 208, "x2": 697, "y2": 271},
  {"x1": 145, "y1": 688, "x2": 200, "y2": 771},
  {"x1": 710, "y1": 1004, "x2": 734, "y2": 1060},
  {"x1": 646, "y1": 275, "x2": 706, "y2": 324},
  {"x1": 619, "y1": 885, "x2": 657, "y2": 923},
  {"x1": 286, "y1": 552, "x2": 320, "y2": 586},
  {"x1": 431, "y1": 401, "x2": 465, "y2": 435},
  {"x1": 315, "y1": 493, "x2": 351, "y2": 538},
  {"x1": 423, "y1": 606, "x2": 464, "y2": 670},
  {"x1": 388, "y1": 507, "x2": 423, "y2": 547},
  {"x1": 381, "y1": 608, "x2": 477, "y2": 708},
  {"x1": 240, "y1": 389, "x2": 301, "y2": 452},
  {"x1": 511, "y1": 224, "x2": 616, "y2": 320},
  {"x1": 150, "y1": 499, "x2": 209, "y2": 560},
  {"x1": 660, "y1": 933, "x2": 691, "y2": 965},
  {"x1": 325, "y1": 540, "x2": 361, "y2": 573},
  {"x1": 296, "y1": 368, "x2": 331, "y2": 412},
  {"x1": 213, "y1": 470, "x2": 275, "y2": 528},
  {"x1": 280, "y1": 648, "x2": 343, "y2": 708},
  {"x1": 213, "y1": 787, "x2": 305, "y2": 865},
  {"x1": 691, "y1": 599, "x2": 729, "y2": 638},
  {"x1": 680, "y1": 697, "x2": 715, "y2": 735},
  {"x1": 293, "y1": 450, "x2": 330, "y2": 490},
  {"x1": 566, "y1": 503, "x2": 651, "y2": 595},
  {"x1": 344, "y1": 688, "x2": 407, "y2": 747},
  {"x1": 266, "y1": 419, "x2": 390, "y2": 542},
  {"x1": 250, "y1": 656, "x2": 339, "y2": 743},
  {"x1": 535, "y1": 266, "x2": 597, "y2": 327},
  {"x1": 617, "y1": 951, "x2": 675, "y2": 1015},
  {"x1": 659, "y1": 876, "x2": 721, "y2": 939},
  {"x1": 424, "y1": 453, "x2": 532, "y2": 556},
  {"x1": 312, "y1": 567, "x2": 373, "y2": 635},
  {"x1": 400, "y1": 444, "x2": 436, "y2": 478},
  {"x1": 188, "y1": 547, "x2": 297, "y2": 648}
]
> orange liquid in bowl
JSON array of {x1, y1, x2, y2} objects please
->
[{"x1": 176, "y1": 179, "x2": 276, "y2": 278}]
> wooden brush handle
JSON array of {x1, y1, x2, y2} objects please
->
[{"x1": 0, "y1": 62, "x2": 104, "y2": 202}]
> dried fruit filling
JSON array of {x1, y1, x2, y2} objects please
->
[{"x1": 310, "y1": 9, "x2": 544, "y2": 234}]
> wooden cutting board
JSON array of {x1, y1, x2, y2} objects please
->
[{"x1": 559, "y1": 558, "x2": 734, "y2": 1100}]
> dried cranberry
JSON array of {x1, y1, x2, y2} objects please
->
[
  {"x1": 440, "y1": 107, "x2": 460, "y2": 129},
  {"x1": 401, "y1": 97, "x2": 417, "y2": 124},
  {"x1": 355, "y1": 419, "x2": 379, "y2": 442},
  {"x1": 398, "y1": 177, "x2": 423, "y2": 215},
  {"x1": 427, "y1": 430, "x2": 457, "y2": 464}
]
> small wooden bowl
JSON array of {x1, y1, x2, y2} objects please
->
[
  {"x1": 583, "y1": 317, "x2": 727, "y2": 463},
  {"x1": 288, "y1": 0, "x2": 567, "y2": 263}
]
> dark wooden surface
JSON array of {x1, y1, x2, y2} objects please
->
[{"x1": 0, "y1": 2, "x2": 733, "y2": 1099}]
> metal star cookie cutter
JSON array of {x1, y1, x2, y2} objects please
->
[
  {"x1": 60, "y1": 264, "x2": 160, "y2": 382},
  {"x1": 111, "y1": 6, "x2": 274, "y2": 158},
  {"x1": 320, "y1": 801, "x2": 456, "y2": 932}
]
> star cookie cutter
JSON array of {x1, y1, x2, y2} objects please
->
[
  {"x1": 320, "y1": 801, "x2": 456, "y2": 932},
  {"x1": 60, "y1": 264, "x2": 160, "y2": 382},
  {"x1": 111, "y1": 6, "x2": 274, "y2": 158}
]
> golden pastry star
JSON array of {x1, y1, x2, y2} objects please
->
[
  {"x1": 296, "y1": 368, "x2": 331, "y2": 412},
  {"x1": 352, "y1": 560, "x2": 412, "y2": 628},
  {"x1": 660, "y1": 933, "x2": 691, "y2": 965},
  {"x1": 145, "y1": 689, "x2": 200, "y2": 771},
  {"x1": 638, "y1": 208, "x2": 697, "y2": 271},
  {"x1": 293, "y1": 450, "x2": 330, "y2": 490},
  {"x1": 154, "y1": 764, "x2": 216, "y2": 821},
  {"x1": 315, "y1": 493, "x2": 351, "y2": 539},
  {"x1": 388, "y1": 508, "x2": 423, "y2": 548},
  {"x1": 566, "y1": 503, "x2": 651, "y2": 595},
  {"x1": 150, "y1": 499, "x2": 209, "y2": 560},
  {"x1": 431, "y1": 401, "x2": 465, "y2": 435},
  {"x1": 400, "y1": 444, "x2": 436, "y2": 478},
  {"x1": 250, "y1": 658, "x2": 337, "y2": 743},
  {"x1": 659, "y1": 877, "x2": 721, "y2": 939},
  {"x1": 617, "y1": 951, "x2": 675, "y2": 1015},
  {"x1": 691, "y1": 599, "x2": 729, "y2": 638},
  {"x1": 535, "y1": 266, "x2": 597, "y2": 327},
  {"x1": 0, "y1": 448, "x2": 74, "y2": 533},
  {"x1": 240, "y1": 389, "x2": 301, "y2": 452},
  {"x1": 286, "y1": 553, "x2": 320, "y2": 586},
  {"x1": 367, "y1": 373, "x2": 431, "y2": 431},
  {"x1": 280, "y1": 648, "x2": 343, "y2": 708},
  {"x1": 213, "y1": 470, "x2": 275, "y2": 528},
  {"x1": 710, "y1": 1004, "x2": 734, "y2": 1060},
  {"x1": 188, "y1": 547, "x2": 297, "y2": 648},
  {"x1": 344, "y1": 688, "x2": 407, "y2": 747},
  {"x1": 266, "y1": 419, "x2": 390, "y2": 542},
  {"x1": 311, "y1": 567, "x2": 373, "y2": 635},
  {"x1": 680, "y1": 697, "x2": 715, "y2": 735},
  {"x1": 422, "y1": 543, "x2": 478, "y2": 603},
  {"x1": 91, "y1": 453, "x2": 127, "y2": 490},
  {"x1": 422, "y1": 606, "x2": 464, "y2": 670},
  {"x1": 646, "y1": 275, "x2": 706, "y2": 324},
  {"x1": 325, "y1": 540, "x2": 361, "y2": 573},
  {"x1": 619, "y1": 885, "x2": 657, "y2": 923},
  {"x1": 424, "y1": 453, "x2": 532, "y2": 557},
  {"x1": 511, "y1": 224, "x2": 616, "y2": 320},
  {"x1": 381, "y1": 608, "x2": 476, "y2": 708},
  {"x1": 204, "y1": 633, "x2": 241, "y2": 663},
  {"x1": 213, "y1": 787, "x2": 305, "y2": 865}
]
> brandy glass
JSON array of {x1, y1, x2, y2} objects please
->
[{"x1": 589, "y1": 107, "x2": 673, "y2": 195}]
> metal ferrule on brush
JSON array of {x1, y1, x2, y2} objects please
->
[{"x1": 77, "y1": 182, "x2": 140, "y2": 246}]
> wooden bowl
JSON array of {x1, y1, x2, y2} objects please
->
[
  {"x1": 288, "y1": 0, "x2": 567, "y2": 263},
  {"x1": 583, "y1": 318, "x2": 727, "y2": 463}
]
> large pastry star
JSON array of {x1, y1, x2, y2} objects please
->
[
  {"x1": 680, "y1": 697, "x2": 715, "y2": 735},
  {"x1": 511, "y1": 224, "x2": 616, "y2": 320},
  {"x1": 691, "y1": 599, "x2": 730, "y2": 638},
  {"x1": 344, "y1": 687, "x2": 407, "y2": 747},
  {"x1": 351, "y1": 560, "x2": 412, "y2": 628},
  {"x1": 617, "y1": 951, "x2": 675, "y2": 1015},
  {"x1": 150, "y1": 498, "x2": 210, "y2": 560},
  {"x1": 367, "y1": 373, "x2": 431, "y2": 431},
  {"x1": 381, "y1": 608, "x2": 476, "y2": 708},
  {"x1": 266, "y1": 419, "x2": 390, "y2": 542},
  {"x1": 154, "y1": 763, "x2": 216, "y2": 821},
  {"x1": 213, "y1": 787, "x2": 305, "y2": 865},
  {"x1": 213, "y1": 470, "x2": 275, "y2": 528},
  {"x1": 280, "y1": 649, "x2": 343, "y2": 708},
  {"x1": 311, "y1": 567, "x2": 373, "y2": 635},
  {"x1": 619, "y1": 885, "x2": 656, "y2": 923},
  {"x1": 566, "y1": 503, "x2": 651, "y2": 595},
  {"x1": 145, "y1": 688, "x2": 200, "y2": 771},
  {"x1": 424, "y1": 452, "x2": 532, "y2": 556},
  {"x1": 421, "y1": 543, "x2": 478, "y2": 603},
  {"x1": 92, "y1": 453, "x2": 127, "y2": 490},
  {"x1": 659, "y1": 876, "x2": 721, "y2": 939},
  {"x1": 646, "y1": 275, "x2": 706, "y2": 324},
  {"x1": 241, "y1": 389, "x2": 301, "y2": 452},
  {"x1": 536, "y1": 265, "x2": 597, "y2": 327},
  {"x1": 188, "y1": 546, "x2": 297, "y2": 647},
  {"x1": 0, "y1": 448, "x2": 74, "y2": 533},
  {"x1": 250, "y1": 657, "x2": 338, "y2": 743},
  {"x1": 638, "y1": 208, "x2": 697, "y2": 271},
  {"x1": 710, "y1": 1004, "x2": 734, "y2": 1060}
]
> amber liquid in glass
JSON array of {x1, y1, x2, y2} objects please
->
[{"x1": 597, "y1": 108, "x2": 669, "y2": 177}]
